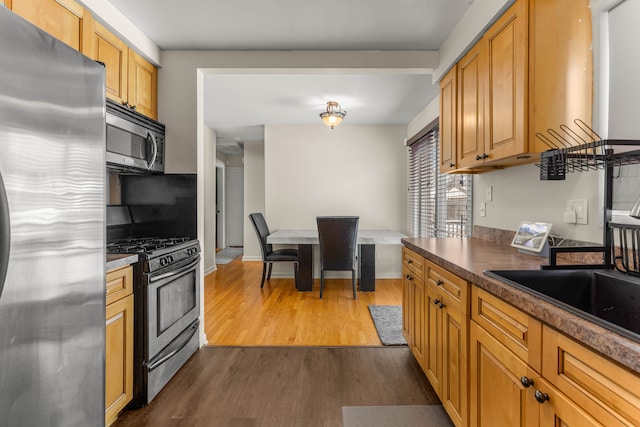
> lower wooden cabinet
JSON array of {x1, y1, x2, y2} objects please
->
[
  {"x1": 542, "y1": 326, "x2": 640, "y2": 426},
  {"x1": 105, "y1": 266, "x2": 134, "y2": 426},
  {"x1": 402, "y1": 245, "x2": 640, "y2": 427},
  {"x1": 470, "y1": 320, "x2": 539, "y2": 426},
  {"x1": 402, "y1": 248, "x2": 469, "y2": 427},
  {"x1": 426, "y1": 270, "x2": 468, "y2": 427}
]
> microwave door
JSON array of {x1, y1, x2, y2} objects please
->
[{"x1": 106, "y1": 114, "x2": 154, "y2": 171}]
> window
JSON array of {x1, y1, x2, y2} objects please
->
[{"x1": 408, "y1": 124, "x2": 472, "y2": 238}]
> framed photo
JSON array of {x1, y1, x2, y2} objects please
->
[{"x1": 511, "y1": 222, "x2": 552, "y2": 253}]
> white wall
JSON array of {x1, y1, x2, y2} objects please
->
[
  {"x1": 225, "y1": 167, "x2": 244, "y2": 246},
  {"x1": 264, "y1": 124, "x2": 407, "y2": 278},
  {"x1": 202, "y1": 127, "x2": 217, "y2": 275},
  {"x1": 243, "y1": 140, "x2": 266, "y2": 260},
  {"x1": 158, "y1": 51, "x2": 436, "y2": 173},
  {"x1": 473, "y1": 165, "x2": 602, "y2": 243}
]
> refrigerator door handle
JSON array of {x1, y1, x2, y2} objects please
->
[{"x1": 0, "y1": 170, "x2": 10, "y2": 298}]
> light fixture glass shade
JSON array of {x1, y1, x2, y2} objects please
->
[
  {"x1": 630, "y1": 194, "x2": 640, "y2": 219},
  {"x1": 319, "y1": 101, "x2": 346, "y2": 129}
]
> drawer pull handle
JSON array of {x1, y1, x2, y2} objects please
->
[
  {"x1": 436, "y1": 280, "x2": 443, "y2": 286},
  {"x1": 534, "y1": 390, "x2": 549, "y2": 404},
  {"x1": 520, "y1": 376, "x2": 534, "y2": 388}
]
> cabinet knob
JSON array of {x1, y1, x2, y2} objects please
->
[
  {"x1": 482, "y1": 153, "x2": 489, "y2": 159},
  {"x1": 406, "y1": 259, "x2": 413, "y2": 264},
  {"x1": 534, "y1": 390, "x2": 549, "y2": 404},
  {"x1": 405, "y1": 274, "x2": 413, "y2": 281},
  {"x1": 436, "y1": 280, "x2": 444, "y2": 287},
  {"x1": 520, "y1": 376, "x2": 534, "y2": 388},
  {"x1": 449, "y1": 163, "x2": 455, "y2": 168},
  {"x1": 433, "y1": 299, "x2": 440, "y2": 305},
  {"x1": 476, "y1": 155, "x2": 482, "y2": 161},
  {"x1": 438, "y1": 302, "x2": 445, "y2": 309}
]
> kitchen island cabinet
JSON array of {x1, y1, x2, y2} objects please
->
[
  {"x1": 402, "y1": 237, "x2": 640, "y2": 427},
  {"x1": 105, "y1": 265, "x2": 134, "y2": 426}
]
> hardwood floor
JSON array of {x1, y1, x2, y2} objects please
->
[
  {"x1": 113, "y1": 257, "x2": 436, "y2": 426},
  {"x1": 204, "y1": 257, "x2": 403, "y2": 346},
  {"x1": 114, "y1": 346, "x2": 438, "y2": 427}
]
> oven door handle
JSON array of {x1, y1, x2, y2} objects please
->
[
  {"x1": 149, "y1": 255, "x2": 200, "y2": 283},
  {"x1": 146, "y1": 320, "x2": 199, "y2": 371}
]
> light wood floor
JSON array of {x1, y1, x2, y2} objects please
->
[{"x1": 204, "y1": 256, "x2": 403, "y2": 346}]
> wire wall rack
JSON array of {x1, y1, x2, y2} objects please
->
[{"x1": 536, "y1": 119, "x2": 640, "y2": 180}]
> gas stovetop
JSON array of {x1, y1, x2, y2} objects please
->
[{"x1": 107, "y1": 237, "x2": 192, "y2": 255}]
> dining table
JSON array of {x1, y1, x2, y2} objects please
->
[{"x1": 267, "y1": 229, "x2": 407, "y2": 291}]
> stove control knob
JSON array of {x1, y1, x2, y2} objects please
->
[
  {"x1": 160, "y1": 257, "x2": 167, "y2": 266},
  {"x1": 168, "y1": 255, "x2": 174, "y2": 263}
]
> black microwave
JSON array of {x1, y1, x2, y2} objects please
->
[{"x1": 106, "y1": 99, "x2": 165, "y2": 174}]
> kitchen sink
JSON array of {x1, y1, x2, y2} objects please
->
[{"x1": 484, "y1": 268, "x2": 640, "y2": 342}]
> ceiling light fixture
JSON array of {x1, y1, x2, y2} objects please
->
[{"x1": 319, "y1": 101, "x2": 346, "y2": 129}]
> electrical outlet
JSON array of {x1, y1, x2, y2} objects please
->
[
  {"x1": 480, "y1": 202, "x2": 486, "y2": 217},
  {"x1": 567, "y1": 199, "x2": 588, "y2": 224}
]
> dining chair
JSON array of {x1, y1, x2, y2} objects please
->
[
  {"x1": 249, "y1": 213, "x2": 298, "y2": 289},
  {"x1": 316, "y1": 216, "x2": 359, "y2": 299}
]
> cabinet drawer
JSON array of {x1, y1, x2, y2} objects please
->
[
  {"x1": 425, "y1": 259, "x2": 469, "y2": 314},
  {"x1": 106, "y1": 266, "x2": 133, "y2": 305},
  {"x1": 402, "y1": 247, "x2": 424, "y2": 280},
  {"x1": 542, "y1": 326, "x2": 640, "y2": 426},
  {"x1": 471, "y1": 286, "x2": 542, "y2": 371}
]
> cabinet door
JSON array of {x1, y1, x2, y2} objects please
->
[
  {"x1": 442, "y1": 304, "x2": 467, "y2": 427},
  {"x1": 425, "y1": 284, "x2": 443, "y2": 395},
  {"x1": 410, "y1": 275, "x2": 426, "y2": 369},
  {"x1": 470, "y1": 321, "x2": 539, "y2": 427},
  {"x1": 439, "y1": 65, "x2": 457, "y2": 172},
  {"x1": 105, "y1": 294, "x2": 134, "y2": 426},
  {"x1": 483, "y1": 0, "x2": 527, "y2": 161},
  {"x1": 128, "y1": 49, "x2": 157, "y2": 120},
  {"x1": 88, "y1": 21, "x2": 128, "y2": 105},
  {"x1": 9, "y1": 0, "x2": 92, "y2": 52},
  {"x1": 402, "y1": 268, "x2": 412, "y2": 344},
  {"x1": 535, "y1": 376, "x2": 601, "y2": 427},
  {"x1": 542, "y1": 326, "x2": 640, "y2": 426},
  {"x1": 457, "y1": 41, "x2": 485, "y2": 169}
]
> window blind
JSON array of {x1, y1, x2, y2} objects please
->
[{"x1": 408, "y1": 127, "x2": 472, "y2": 238}]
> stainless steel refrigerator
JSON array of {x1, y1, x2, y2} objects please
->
[{"x1": 0, "y1": 7, "x2": 106, "y2": 426}]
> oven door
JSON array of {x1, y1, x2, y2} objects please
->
[{"x1": 146, "y1": 255, "x2": 200, "y2": 359}]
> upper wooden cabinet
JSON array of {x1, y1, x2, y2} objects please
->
[
  {"x1": 439, "y1": 65, "x2": 457, "y2": 172},
  {"x1": 8, "y1": 0, "x2": 158, "y2": 121},
  {"x1": 128, "y1": 49, "x2": 158, "y2": 120},
  {"x1": 440, "y1": 0, "x2": 592, "y2": 173},
  {"x1": 86, "y1": 21, "x2": 129, "y2": 105},
  {"x1": 8, "y1": 0, "x2": 92, "y2": 52}
]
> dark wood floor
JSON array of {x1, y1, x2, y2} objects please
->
[{"x1": 114, "y1": 346, "x2": 439, "y2": 427}]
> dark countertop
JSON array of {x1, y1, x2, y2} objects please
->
[
  {"x1": 106, "y1": 254, "x2": 138, "y2": 272},
  {"x1": 402, "y1": 237, "x2": 640, "y2": 374}
]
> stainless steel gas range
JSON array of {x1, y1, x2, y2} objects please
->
[{"x1": 107, "y1": 213, "x2": 200, "y2": 407}]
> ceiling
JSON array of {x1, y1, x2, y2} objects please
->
[{"x1": 106, "y1": 0, "x2": 474, "y2": 154}]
